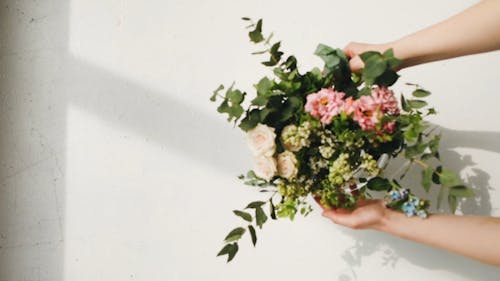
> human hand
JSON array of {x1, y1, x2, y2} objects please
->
[
  {"x1": 343, "y1": 42, "x2": 389, "y2": 73},
  {"x1": 315, "y1": 197, "x2": 389, "y2": 230}
]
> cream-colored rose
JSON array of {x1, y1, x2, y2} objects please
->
[
  {"x1": 253, "y1": 155, "x2": 277, "y2": 181},
  {"x1": 277, "y1": 151, "x2": 298, "y2": 179},
  {"x1": 246, "y1": 123, "x2": 276, "y2": 156}
]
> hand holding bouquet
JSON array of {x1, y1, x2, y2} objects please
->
[{"x1": 211, "y1": 19, "x2": 474, "y2": 262}]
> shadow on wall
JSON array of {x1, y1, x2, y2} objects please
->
[{"x1": 336, "y1": 127, "x2": 500, "y2": 281}]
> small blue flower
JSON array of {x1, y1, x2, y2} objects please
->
[
  {"x1": 402, "y1": 202, "x2": 416, "y2": 216},
  {"x1": 389, "y1": 190, "x2": 401, "y2": 201},
  {"x1": 417, "y1": 210, "x2": 428, "y2": 219}
]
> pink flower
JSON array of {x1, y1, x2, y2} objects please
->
[
  {"x1": 371, "y1": 87, "x2": 400, "y2": 115},
  {"x1": 305, "y1": 88, "x2": 345, "y2": 125},
  {"x1": 353, "y1": 95, "x2": 382, "y2": 131},
  {"x1": 343, "y1": 97, "x2": 355, "y2": 115},
  {"x1": 383, "y1": 120, "x2": 397, "y2": 134}
]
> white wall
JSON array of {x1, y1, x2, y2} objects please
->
[{"x1": 1, "y1": 0, "x2": 499, "y2": 280}]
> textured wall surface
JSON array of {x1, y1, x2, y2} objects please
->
[{"x1": 1, "y1": 0, "x2": 499, "y2": 280}]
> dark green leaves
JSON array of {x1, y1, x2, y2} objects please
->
[
  {"x1": 233, "y1": 210, "x2": 252, "y2": 222},
  {"x1": 212, "y1": 84, "x2": 246, "y2": 123},
  {"x1": 314, "y1": 44, "x2": 341, "y2": 68},
  {"x1": 413, "y1": 89, "x2": 431, "y2": 98},
  {"x1": 248, "y1": 19, "x2": 264, "y2": 43},
  {"x1": 245, "y1": 201, "x2": 266, "y2": 209},
  {"x1": 217, "y1": 243, "x2": 239, "y2": 262},
  {"x1": 255, "y1": 206, "x2": 268, "y2": 229},
  {"x1": 407, "y1": 99, "x2": 427, "y2": 109},
  {"x1": 248, "y1": 225, "x2": 257, "y2": 246},
  {"x1": 366, "y1": 177, "x2": 391, "y2": 191},
  {"x1": 422, "y1": 167, "x2": 433, "y2": 192},
  {"x1": 262, "y1": 42, "x2": 283, "y2": 66},
  {"x1": 360, "y1": 49, "x2": 401, "y2": 86},
  {"x1": 449, "y1": 185, "x2": 475, "y2": 197},
  {"x1": 439, "y1": 169, "x2": 462, "y2": 187},
  {"x1": 224, "y1": 227, "x2": 246, "y2": 242}
]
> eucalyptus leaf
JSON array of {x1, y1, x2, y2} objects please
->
[
  {"x1": 224, "y1": 227, "x2": 246, "y2": 242},
  {"x1": 245, "y1": 201, "x2": 266, "y2": 209},
  {"x1": 449, "y1": 185, "x2": 475, "y2": 198},
  {"x1": 255, "y1": 206, "x2": 268, "y2": 229},
  {"x1": 248, "y1": 19, "x2": 264, "y2": 43},
  {"x1": 248, "y1": 225, "x2": 257, "y2": 246},
  {"x1": 422, "y1": 167, "x2": 433, "y2": 192},
  {"x1": 233, "y1": 210, "x2": 252, "y2": 222},
  {"x1": 412, "y1": 89, "x2": 431, "y2": 98}
]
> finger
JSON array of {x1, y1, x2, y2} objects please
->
[
  {"x1": 349, "y1": 56, "x2": 364, "y2": 73},
  {"x1": 322, "y1": 209, "x2": 356, "y2": 228}
]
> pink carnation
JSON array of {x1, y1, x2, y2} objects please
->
[
  {"x1": 343, "y1": 97, "x2": 355, "y2": 115},
  {"x1": 305, "y1": 88, "x2": 345, "y2": 125},
  {"x1": 371, "y1": 87, "x2": 400, "y2": 115},
  {"x1": 383, "y1": 120, "x2": 397, "y2": 134},
  {"x1": 353, "y1": 95, "x2": 382, "y2": 131}
]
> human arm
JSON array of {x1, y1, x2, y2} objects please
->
[
  {"x1": 318, "y1": 199, "x2": 500, "y2": 267},
  {"x1": 344, "y1": 0, "x2": 500, "y2": 71}
]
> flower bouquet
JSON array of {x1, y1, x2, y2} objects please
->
[{"x1": 211, "y1": 18, "x2": 474, "y2": 262}]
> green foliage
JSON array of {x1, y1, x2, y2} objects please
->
[
  {"x1": 217, "y1": 243, "x2": 239, "y2": 262},
  {"x1": 255, "y1": 206, "x2": 268, "y2": 228},
  {"x1": 248, "y1": 19, "x2": 264, "y2": 43},
  {"x1": 233, "y1": 210, "x2": 252, "y2": 222},
  {"x1": 367, "y1": 177, "x2": 391, "y2": 191},
  {"x1": 248, "y1": 225, "x2": 257, "y2": 246},
  {"x1": 224, "y1": 227, "x2": 246, "y2": 242},
  {"x1": 422, "y1": 167, "x2": 433, "y2": 192},
  {"x1": 360, "y1": 49, "x2": 401, "y2": 86}
]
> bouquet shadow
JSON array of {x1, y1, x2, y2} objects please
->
[{"x1": 335, "y1": 126, "x2": 500, "y2": 280}]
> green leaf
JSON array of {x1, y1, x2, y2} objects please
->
[
  {"x1": 427, "y1": 108, "x2": 437, "y2": 115},
  {"x1": 432, "y1": 166, "x2": 442, "y2": 184},
  {"x1": 233, "y1": 210, "x2": 252, "y2": 222},
  {"x1": 422, "y1": 167, "x2": 433, "y2": 192},
  {"x1": 248, "y1": 225, "x2": 257, "y2": 246},
  {"x1": 255, "y1": 206, "x2": 268, "y2": 229},
  {"x1": 375, "y1": 69, "x2": 399, "y2": 87},
  {"x1": 361, "y1": 52, "x2": 386, "y2": 84},
  {"x1": 269, "y1": 199, "x2": 277, "y2": 220},
  {"x1": 224, "y1": 227, "x2": 246, "y2": 242},
  {"x1": 210, "y1": 84, "x2": 224, "y2": 102},
  {"x1": 366, "y1": 177, "x2": 391, "y2": 191},
  {"x1": 238, "y1": 109, "x2": 261, "y2": 131},
  {"x1": 439, "y1": 169, "x2": 462, "y2": 187},
  {"x1": 401, "y1": 95, "x2": 410, "y2": 112},
  {"x1": 449, "y1": 185, "x2": 475, "y2": 198},
  {"x1": 262, "y1": 41, "x2": 283, "y2": 66},
  {"x1": 248, "y1": 19, "x2": 264, "y2": 43},
  {"x1": 227, "y1": 89, "x2": 244, "y2": 104},
  {"x1": 241, "y1": 17, "x2": 251, "y2": 21},
  {"x1": 448, "y1": 194, "x2": 457, "y2": 213},
  {"x1": 407, "y1": 99, "x2": 427, "y2": 109},
  {"x1": 405, "y1": 143, "x2": 427, "y2": 158},
  {"x1": 245, "y1": 201, "x2": 266, "y2": 209},
  {"x1": 412, "y1": 89, "x2": 431, "y2": 98},
  {"x1": 216, "y1": 243, "x2": 239, "y2": 262}
]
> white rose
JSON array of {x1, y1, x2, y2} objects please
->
[
  {"x1": 246, "y1": 123, "x2": 276, "y2": 156},
  {"x1": 277, "y1": 151, "x2": 298, "y2": 179},
  {"x1": 253, "y1": 155, "x2": 277, "y2": 181}
]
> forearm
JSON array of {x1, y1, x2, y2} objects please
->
[
  {"x1": 375, "y1": 210, "x2": 500, "y2": 267},
  {"x1": 386, "y1": 0, "x2": 500, "y2": 68}
]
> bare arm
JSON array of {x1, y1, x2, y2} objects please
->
[
  {"x1": 345, "y1": 0, "x2": 500, "y2": 71},
  {"x1": 319, "y1": 199, "x2": 500, "y2": 267}
]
